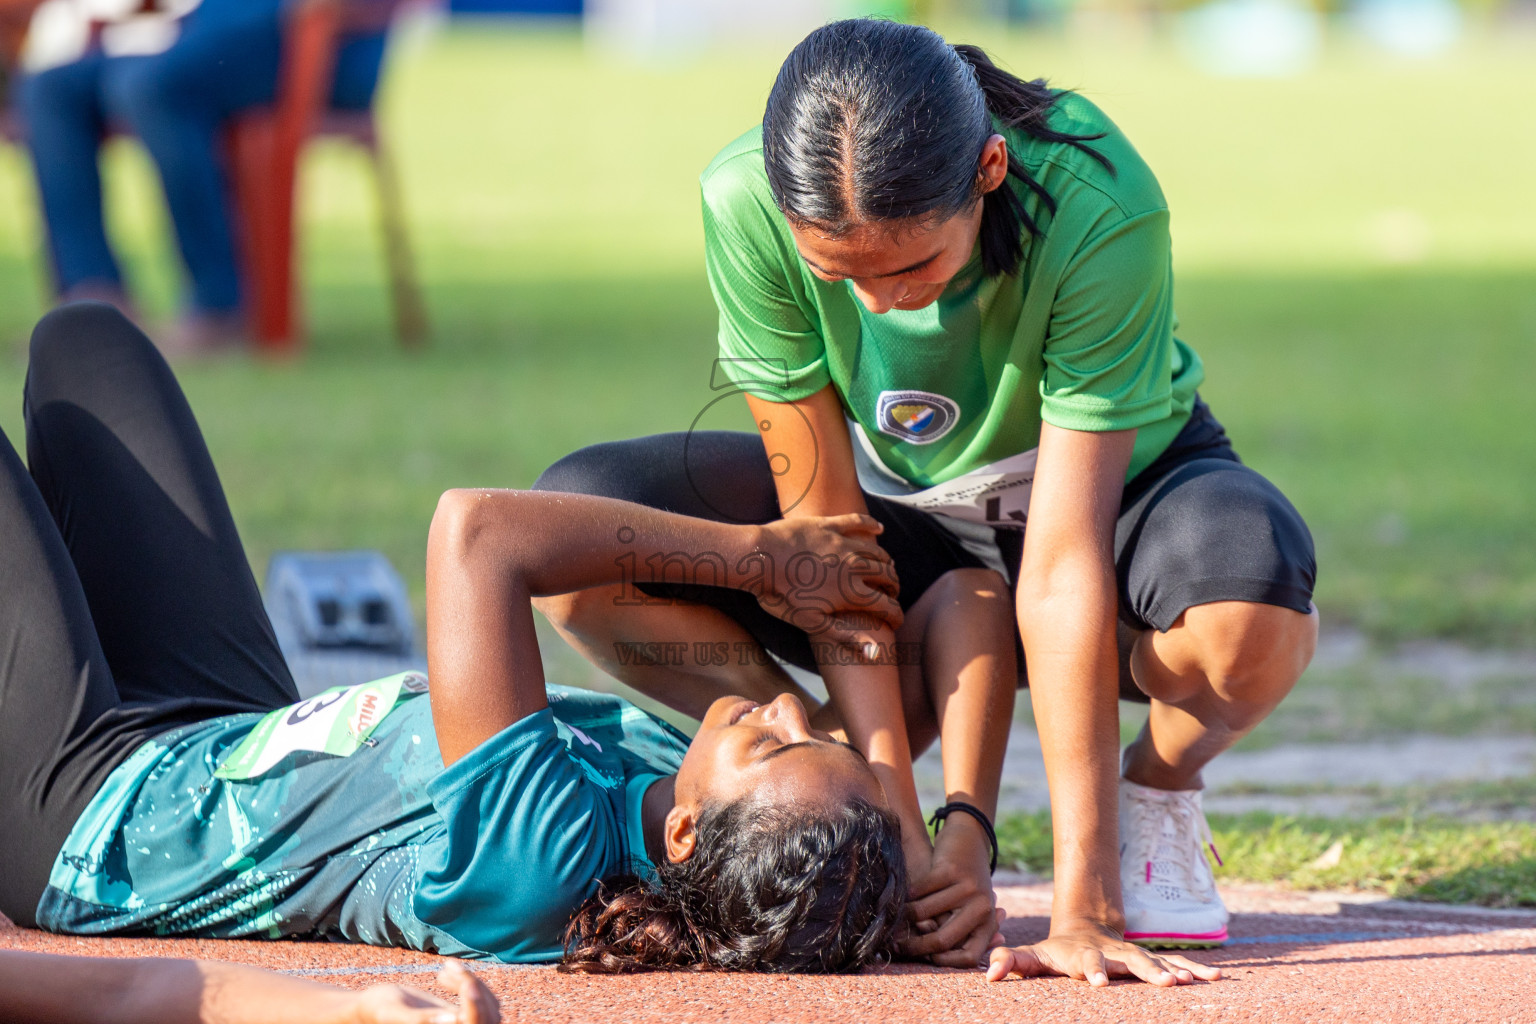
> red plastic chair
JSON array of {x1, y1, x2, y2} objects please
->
[
  {"x1": 0, "y1": 1, "x2": 41, "y2": 145},
  {"x1": 228, "y1": 0, "x2": 426, "y2": 353}
]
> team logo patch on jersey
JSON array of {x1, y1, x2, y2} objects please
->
[{"x1": 875, "y1": 390, "x2": 960, "y2": 445}]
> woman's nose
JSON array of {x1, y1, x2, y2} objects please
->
[
  {"x1": 764, "y1": 693, "x2": 813, "y2": 739},
  {"x1": 849, "y1": 279, "x2": 900, "y2": 314}
]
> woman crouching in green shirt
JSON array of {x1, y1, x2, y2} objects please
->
[
  {"x1": 537, "y1": 19, "x2": 1316, "y2": 984},
  {"x1": 0, "y1": 303, "x2": 907, "y2": 972}
]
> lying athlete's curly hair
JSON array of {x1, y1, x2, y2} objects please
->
[{"x1": 560, "y1": 797, "x2": 905, "y2": 974}]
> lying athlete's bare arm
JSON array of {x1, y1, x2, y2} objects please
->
[{"x1": 424, "y1": 489, "x2": 898, "y2": 766}]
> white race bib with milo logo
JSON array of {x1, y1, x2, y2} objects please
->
[{"x1": 214, "y1": 671, "x2": 428, "y2": 781}]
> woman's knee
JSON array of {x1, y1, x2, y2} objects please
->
[
  {"x1": 1166, "y1": 600, "x2": 1318, "y2": 710},
  {"x1": 26, "y1": 303, "x2": 169, "y2": 427},
  {"x1": 533, "y1": 440, "x2": 652, "y2": 497},
  {"x1": 534, "y1": 432, "x2": 776, "y2": 522},
  {"x1": 932, "y1": 568, "x2": 1012, "y2": 619},
  {"x1": 29, "y1": 301, "x2": 142, "y2": 373}
]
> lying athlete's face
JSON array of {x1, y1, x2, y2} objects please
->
[
  {"x1": 673, "y1": 693, "x2": 885, "y2": 826},
  {"x1": 786, "y1": 133, "x2": 1009, "y2": 315}
]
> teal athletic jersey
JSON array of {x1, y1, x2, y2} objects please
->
[
  {"x1": 36, "y1": 683, "x2": 690, "y2": 963},
  {"x1": 701, "y1": 93, "x2": 1204, "y2": 488}
]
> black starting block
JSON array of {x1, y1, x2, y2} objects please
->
[{"x1": 264, "y1": 551, "x2": 424, "y2": 697}]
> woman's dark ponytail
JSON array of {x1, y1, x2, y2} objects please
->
[
  {"x1": 762, "y1": 20, "x2": 1112, "y2": 278},
  {"x1": 951, "y1": 43, "x2": 1112, "y2": 276},
  {"x1": 560, "y1": 798, "x2": 905, "y2": 975}
]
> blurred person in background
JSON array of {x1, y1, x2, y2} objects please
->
[{"x1": 12, "y1": 0, "x2": 389, "y2": 353}]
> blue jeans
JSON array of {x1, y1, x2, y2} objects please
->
[{"x1": 18, "y1": 0, "x2": 385, "y2": 313}]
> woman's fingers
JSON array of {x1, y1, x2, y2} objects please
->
[
  {"x1": 821, "y1": 513, "x2": 884, "y2": 537},
  {"x1": 830, "y1": 548, "x2": 901, "y2": 604},
  {"x1": 926, "y1": 908, "x2": 1005, "y2": 968},
  {"x1": 1162, "y1": 953, "x2": 1222, "y2": 981},
  {"x1": 988, "y1": 907, "x2": 1008, "y2": 950},
  {"x1": 1080, "y1": 949, "x2": 1111, "y2": 987},
  {"x1": 757, "y1": 514, "x2": 905, "y2": 634},
  {"x1": 435, "y1": 962, "x2": 501, "y2": 1024},
  {"x1": 983, "y1": 934, "x2": 1219, "y2": 988},
  {"x1": 985, "y1": 945, "x2": 1050, "y2": 982},
  {"x1": 899, "y1": 893, "x2": 995, "y2": 957},
  {"x1": 904, "y1": 857, "x2": 962, "y2": 901},
  {"x1": 906, "y1": 880, "x2": 970, "y2": 921},
  {"x1": 1106, "y1": 945, "x2": 1195, "y2": 987}
]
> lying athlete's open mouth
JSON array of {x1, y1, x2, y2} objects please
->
[{"x1": 727, "y1": 700, "x2": 761, "y2": 726}]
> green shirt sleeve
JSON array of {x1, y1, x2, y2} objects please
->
[
  {"x1": 1039, "y1": 208, "x2": 1177, "y2": 433},
  {"x1": 702, "y1": 173, "x2": 830, "y2": 402}
]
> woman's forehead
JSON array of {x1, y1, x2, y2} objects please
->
[{"x1": 789, "y1": 218, "x2": 954, "y2": 278}]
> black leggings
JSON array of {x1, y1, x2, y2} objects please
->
[
  {"x1": 0, "y1": 303, "x2": 297, "y2": 927},
  {"x1": 534, "y1": 401, "x2": 1316, "y2": 699}
]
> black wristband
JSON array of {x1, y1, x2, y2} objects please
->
[{"x1": 929, "y1": 801, "x2": 998, "y2": 875}]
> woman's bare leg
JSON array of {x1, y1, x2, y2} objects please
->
[{"x1": 1121, "y1": 600, "x2": 1319, "y2": 789}]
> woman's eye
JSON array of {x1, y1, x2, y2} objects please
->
[{"x1": 751, "y1": 729, "x2": 777, "y2": 752}]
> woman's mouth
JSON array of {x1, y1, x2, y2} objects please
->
[{"x1": 727, "y1": 700, "x2": 760, "y2": 725}]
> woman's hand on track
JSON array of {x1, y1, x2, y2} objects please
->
[
  {"x1": 752, "y1": 513, "x2": 903, "y2": 645},
  {"x1": 353, "y1": 962, "x2": 501, "y2": 1024},
  {"x1": 985, "y1": 927, "x2": 1221, "y2": 988},
  {"x1": 900, "y1": 818, "x2": 1005, "y2": 966}
]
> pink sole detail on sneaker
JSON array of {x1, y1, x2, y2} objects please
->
[{"x1": 1125, "y1": 927, "x2": 1229, "y2": 944}]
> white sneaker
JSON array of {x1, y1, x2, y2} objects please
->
[{"x1": 1118, "y1": 777, "x2": 1229, "y2": 948}]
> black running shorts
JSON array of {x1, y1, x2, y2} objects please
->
[{"x1": 534, "y1": 398, "x2": 1316, "y2": 703}]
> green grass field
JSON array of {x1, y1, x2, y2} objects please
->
[{"x1": 0, "y1": 21, "x2": 1532, "y2": 651}]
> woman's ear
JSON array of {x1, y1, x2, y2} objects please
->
[
  {"x1": 977, "y1": 134, "x2": 1008, "y2": 195},
  {"x1": 663, "y1": 804, "x2": 698, "y2": 863}
]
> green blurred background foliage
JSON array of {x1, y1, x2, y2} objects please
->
[{"x1": 0, "y1": 18, "x2": 1531, "y2": 648}]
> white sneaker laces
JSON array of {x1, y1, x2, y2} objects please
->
[{"x1": 1125, "y1": 786, "x2": 1223, "y2": 900}]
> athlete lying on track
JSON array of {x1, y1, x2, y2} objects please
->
[{"x1": 0, "y1": 303, "x2": 907, "y2": 972}]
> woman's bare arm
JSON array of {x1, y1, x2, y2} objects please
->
[
  {"x1": 745, "y1": 387, "x2": 931, "y2": 881},
  {"x1": 1003, "y1": 423, "x2": 1216, "y2": 985},
  {"x1": 900, "y1": 569, "x2": 1016, "y2": 966},
  {"x1": 425, "y1": 488, "x2": 898, "y2": 765},
  {"x1": 0, "y1": 950, "x2": 498, "y2": 1024},
  {"x1": 1017, "y1": 424, "x2": 1133, "y2": 941}
]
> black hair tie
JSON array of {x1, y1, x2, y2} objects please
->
[{"x1": 928, "y1": 801, "x2": 998, "y2": 875}]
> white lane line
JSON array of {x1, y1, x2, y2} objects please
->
[{"x1": 279, "y1": 963, "x2": 544, "y2": 977}]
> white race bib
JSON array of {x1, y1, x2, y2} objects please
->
[
  {"x1": 214, "y1": 672, "x2": 428, "y2": 781},
  {"x1": 850, "y1": 419, "x2": 1036, "y2": 527}
]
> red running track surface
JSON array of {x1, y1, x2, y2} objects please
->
[{"x1": 4, "y1": 882, "x2": 1534, "y2": 1023}]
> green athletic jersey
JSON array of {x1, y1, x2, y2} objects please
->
[{"x1": 701, "y1": 93, "x2": 1204, "y2": 488}]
